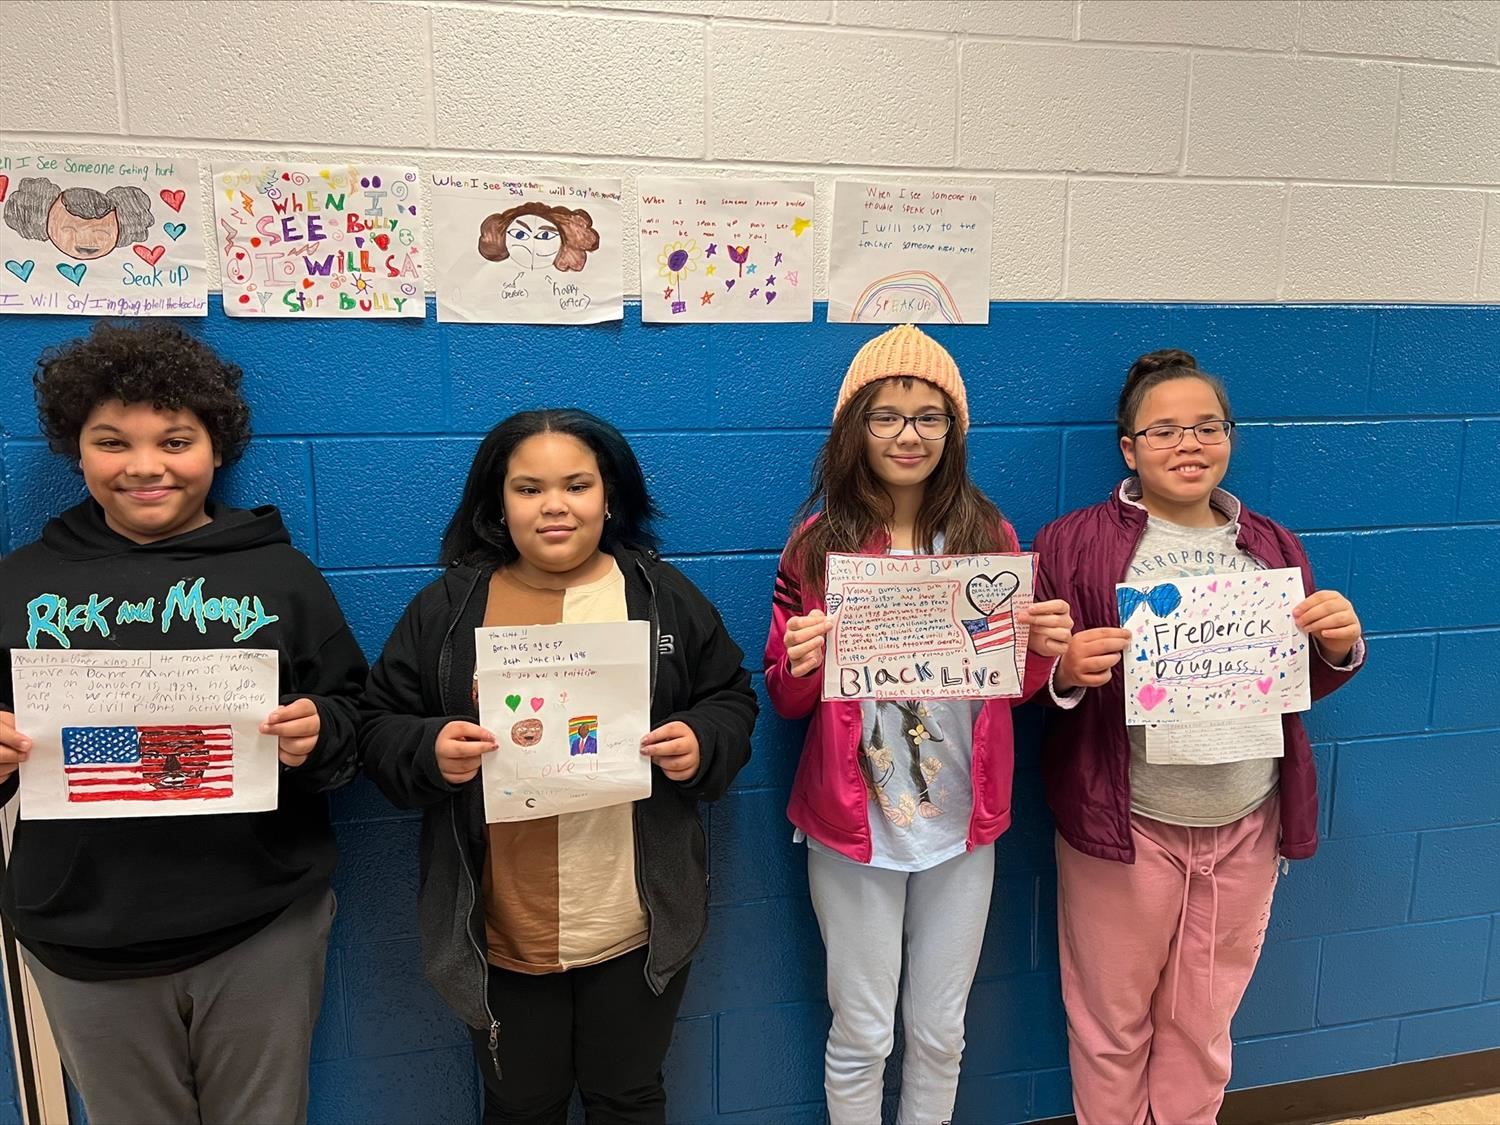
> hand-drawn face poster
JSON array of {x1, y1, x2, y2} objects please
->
[
  {"x1": 212, "y1": 162, "x2": 424, "y2": 318},
  {"x1": 0, "y1": 152, "x2": 208, "y2": 317},
  {"x1": 1117, "y1": 567, "x2": 1312, "y2": 724},
  {"x1": 11, "y1": 648, "x2": 281, "y2": 820},
  {"x1": 822, "y1": 552, "x2": 1036, "y2": 702},
  {"x1": 637, "y1": 176, "x2": 813, "y2": 323},
  {"x1": 430, "y1": 173, "x2": 623, "y2": 324},
  {"x1": 828, "y1": 179, "x2": 992, "y2": 325}
]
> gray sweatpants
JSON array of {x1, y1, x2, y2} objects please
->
[
  {"x1": 808, "y1": 844, "x2": 996, "y2": 1125},
  {"x1": 21, "y1": 885, "x2": 335, "y2": 1125}
]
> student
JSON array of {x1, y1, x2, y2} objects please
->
[
  {"x1": 1035, "y1": 348, "x2": 1365, "y2": 1125},
  {"x1": 0, "y1": 320, "x2": 366, "y2": 1125},
  {"x1": 763, "y1": 324, "x2": 1074, "y2": 1125},
  {"x1": 359, "y1": 409, "x2": 756, "y2": 1125}
]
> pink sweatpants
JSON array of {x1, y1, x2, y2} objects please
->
[{"x1": 1055, "y1": 797, "x2": 1280, "y2": 1125}]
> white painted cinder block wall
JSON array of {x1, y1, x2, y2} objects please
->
[{"x1": 1, "y1": 0, "x2": 1497, "y2": 302}]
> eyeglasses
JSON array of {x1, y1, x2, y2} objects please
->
[
  {"x1": 1130, "y1": 420, "x2": 1235, "y2": 450},
  {"x1": 865, "y1": 411, "x2": 954, "y2": 440}
]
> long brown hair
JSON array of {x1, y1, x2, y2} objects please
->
[{"x1": 787, "y1": 377, "x2": 1014, "y2": 598}]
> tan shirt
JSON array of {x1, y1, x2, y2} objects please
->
[{"x1": 481, "y1": 562, "x2": 649, "y2": 973}]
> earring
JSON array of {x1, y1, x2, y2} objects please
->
[
  {"x1": 499, "y1": 515, "x2": 506, "y2": 525},
  {"x1": 605, "y1": 509, "x2": 612, "y2": 521}
]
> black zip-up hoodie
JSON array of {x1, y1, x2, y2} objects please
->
[
  {"x1": 0, "y1": 500, "x2": 366, "y2": 975},
  {"x1": 358, "y1": 547, "x2": 757, "y2": 1047}
]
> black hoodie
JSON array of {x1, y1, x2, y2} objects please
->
[{"x1": 0, "y1": 499, "x2": 366, "y2": 979}]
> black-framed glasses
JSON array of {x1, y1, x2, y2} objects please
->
[
  {"x1": 1130, "y1": 419, "x2": 1235, "y2": 449},
  {"x1": 865, "y1": 411, "x2": 954, "y2": 440}
]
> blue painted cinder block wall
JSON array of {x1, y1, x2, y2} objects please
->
[{"x1": 0, "y1": 300, "x2": 1496, "y2": 1124}]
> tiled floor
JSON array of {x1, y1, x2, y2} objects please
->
[{"x1": 1325, "y1": 1093, "x2": 1500, "y2": 1124}]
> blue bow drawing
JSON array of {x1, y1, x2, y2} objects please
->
[{"x1": 1117, "y1": 583, "x2": 1183, "y2": 623}]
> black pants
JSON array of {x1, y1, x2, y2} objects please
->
[{"x1": 470, "y1": 947, "x2": 691, "y2": 1125}]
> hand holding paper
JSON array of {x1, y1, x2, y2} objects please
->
[
  {"x1": 261, "y1": 697, "x2": 321, "y2": 768},
  {"x1": 1020, "y1": 599, "x2": 1074, "y2": 658},
  {"x1": 640, "y1": 721, "x2": 699, "y2": 781},
  {"x1": 0, "y1": 711, "x2": 32, "y2": 784},
  {"x1": 1056, "y1": 627, "x2": 1134, "y2": 690},
  {"x1": 1293, "y1": 589, "x2": 1362, "y2": 665},
  {"x1": 784, "y1": 611, "x2": 833, "y2": 679},
  {"x1": 435, "y1": 721, "x2": 497, "y2": 785}
]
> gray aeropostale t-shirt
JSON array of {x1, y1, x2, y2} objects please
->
[{"x1": 1125, "y1": 494, "x2": 1280, "y2": 828}]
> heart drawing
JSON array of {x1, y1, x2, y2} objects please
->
[
  {"x1": 530, "y1": 697, "x2": 545, "y2": 713},
  {"x1": 55, "y1": 262, "x2": 87, "y2": 286},
  {"x1": 824, "y1": 592, "x2": 844, "y2": 616},
  {"x1": 504, "y1": 694, "x2": 522, "y2": 712},
  {"x1": 164, "y1": 222, "x2": 187, "y2": 241},
  {"x1": 134, "y1": 244, "x2": 166, "y2": 267},
  {"x1": 1137, "y1": 683, "x2": 1168, "y2": 711},
  {"x1": 0, "y1": 175, "x2": 9, "y2": 202},
  {"x1": 5, "y1": 260, "x2": 34, "y2": 283},
  {"x1": 159, "y1": 188, "x2": 186, "y2": 212},
  {"x1": 966, "y1": 572, "x2": 1020, "y2": 616},
  {"x1": 1256, "y1": 677, "x2": 1274, "y2": 694}
]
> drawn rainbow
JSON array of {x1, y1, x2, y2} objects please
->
[{"x1": 849, "y1": 270, "x2": 964, "y2": 324}]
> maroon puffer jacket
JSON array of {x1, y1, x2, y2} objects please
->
[{"x1": 1033, "y1": 481, "x2": 1363, "y2": 864}]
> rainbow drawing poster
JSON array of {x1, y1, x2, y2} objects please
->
[{"x1": 828, "y1": 179, "x2": 992, "y2": 325}]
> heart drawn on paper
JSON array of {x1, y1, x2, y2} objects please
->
[
  {"x1": 164, "y1": 222, "x2": 186, "y2": 241},
  {"x1": 966, "y1": 572, "x2": 1020, "y2": 616},
  {"x1": 0, "y1": 175, "x2": 9, "y2": 203},
  {"x1": 529, "y1": 697, "x2": 545, "y2": 713},
  {"x1": 133, "y1": 244, "x2": 166, "y2": 267},
  {"x1": 1136, "y1": 649, "x2": 1148, "y2": 662},
  {"x1": 5, "y1": 259, "x2": 34, "y2": 283},
  {"x1": 504, "y1": 694, "x2": 522, "y2": 712},
  {"x1": 725, "y1": 279, "x2": 735, "y2": 290},
  {"x1": 1137, "y1": 683, "x2": 1168, "y2": 711},
  {"x1": 1207, "y1": 581, "x2": 1219, "y2": 593},
  {"x1": 824, "y1": 592, "x2": 844, "y2": 616},
  {"x1": 159, "y1": 189, "x2": 186, "y2": 212},
  {"x1": 1256, "y1": 676, "x2": 1274, "y2": 695},
  {"x1": 355, "y1": 237, "x2": 365, "y2": 247},
  {"x1": 55, "y1": 262, "x2": 87, "y2": 286},
  {"x1": 374, "y1": 233, "x2": 391, "y2": 251}
]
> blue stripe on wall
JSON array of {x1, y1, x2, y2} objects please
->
[{"x1": 1, "y1": 299, "x2": 1497, "y2": 1123}]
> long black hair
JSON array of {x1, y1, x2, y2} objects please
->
[{"x1": 440, "y1": 408, "x2": 661, "y2": 568}]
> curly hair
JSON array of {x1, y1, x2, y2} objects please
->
[
  {"x1": 34, "y1": 321, "x2": 251, "y2": 465},
  {"x1": 3, "y1": 178, "x2": 155, "y2": 246}
]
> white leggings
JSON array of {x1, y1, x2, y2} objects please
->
[{"x1": 808, "y1": 844, "x2": 996, "y2": 1125}]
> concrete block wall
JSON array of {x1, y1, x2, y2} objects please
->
[
  {"x1": 1, "y1": 1, "x2": 1498, "y2": 1122},
  {"x1": 2, "y1": 0, "x2": 1498, "y2": 303},
  {"x1": 3, "y1": 299, "x2": 1498, "y2": 1123}
]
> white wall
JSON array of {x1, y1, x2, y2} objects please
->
[{"x1": 2, "y1": 0, "x2": 1497, "y2": 302}]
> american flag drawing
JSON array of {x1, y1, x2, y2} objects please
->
[
  {"x1": 61, "y1": 725, "x2": 235, "y2": 803},
  {"x1": 962, "y1": 609, "x2": 1016, "y2": 655}
]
